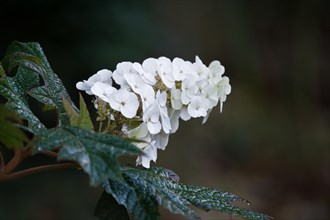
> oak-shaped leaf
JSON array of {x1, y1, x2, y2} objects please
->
[
  {"x1": 3, "y1": 41, "x2": 78, "y2": 126},
  {"x1": 34, "y1": 125, "x2": 141, "y2": 186},
  {"x1": 101, "y1": 167, "x2": 272, "y2": 220}
]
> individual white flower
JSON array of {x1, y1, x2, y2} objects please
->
[
  {"x1": 76, "y1": 69, "x2": 112, "y2": 95},
  {"x1": 142, "y1": 58, "x2": 158, "y2": 75},
  {"x1": 141, "y1": 57, "x2": 175, "y2": 89},
  {"x1": 90, "y1": 82, "x2": 116, "y2": 103},
  {"x1": 208, "y1": 60, "x2": 224, "y2": 85},
  {"x1": 143, "y1": 91, "x2": 171, "y2": 134},
  {"x1": 187, "y1": 96, "x2": 208, "y2": 118},
  {"x1": 156, "y1": 91, "x2": 171, "y2": 134},
  {"x1": 181, "y1": 77, "x2": 198, "y2": 105},
  {"x1": 108, "y1": 88, "x2": 139, "y2": 118},
  {"x1": 201, "y1": 84, "x2": 218, "y2": 109},
  {"x1": 158, "y1": 57, "x2": 175, "y2": 89},
  {"x1": 133, "y1": 62, "x2": 156, "y2": 85},
  {"x1": 172, "y1": 57, "x2": 193, "y2": 81},
  {"x1": 216, "y1": 76, "x2": 231, "y2": 112},
  {"x1": 143, "y1": 102, "x2": 162, "y2": 134},
  {"x1": 151, "y1": 131, "x2": 170, "y2": 150},
  {"x1": 192, "y1": 56, "x2": 209, "y2": 80},
  {"x1": 112, "y1": 62, "x2": 135, "y2": 86},
  {"x1": 139, "y1": 85, "x2": 155, "y2": 112},
  {"x1": 124, "y1": 72, "x2": 147, "y2": 94}
]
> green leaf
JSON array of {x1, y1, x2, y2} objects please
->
[
  {"x1": 103, "y1": 178, "x2": 159, "y2": 220},
  {"x1": 104, "y1": 167, "x2": 272, "y2": 220},
  {"x1": 63, "y1": 94, "x2": 94, "y2": 130},
  {"x1": 3, "y1": 41, "x2": 78, "y2": 126},
  {"x1": 94, "y1": 191, "x2": 130, "y2": 220},
  {"x1": 34, "y1": 125, "x2": 141, "y2": 186},
  {"x1": 2, "y1": 52, "x2": 44, "y2": 75},
  {"x1": 0, "y1": 67, "x2": 46, "y2": 134},
  {"x1": 0, "y1": 105, "x2": 28, "y2": 149}
]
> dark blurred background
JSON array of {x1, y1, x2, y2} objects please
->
[{"x1": 0, "y1": 0, "x2": 329, "y2": 220}]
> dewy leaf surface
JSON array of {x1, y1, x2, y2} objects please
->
[
  {"x1": 0, "y1": 67, "x2": 45, "y2": 134},
  {"x1": 102, "y1": 179, "x2": 159, "y2": 220},
  {"x1": 3, "y1": 41, "x2": 78, "y2": 126},
  {"x1": 102, "y1": 167, "x2": 272, "y2": 220},
  {"x1": 34, "y1": 126, "x2": 141, "y2": 186}
]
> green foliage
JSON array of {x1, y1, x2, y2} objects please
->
[
  {"x1": 101, "y1": 167, "x2": 272, "y2": 220},
  {"x1": 0, "y1": 66, "x2": 46, "y2": 134},
  {"x1": 2, "y1": 41, "x2": 78, "y2": 126},
  {"x1": 34, "y1": 126, "x2": 141, "y2": 186},
  {"x1": 0, "y1": 105, "x2": 28, "y2": 149},
  {"x1": 63, "y1": 94, "x2": 94, "y2": 130}
]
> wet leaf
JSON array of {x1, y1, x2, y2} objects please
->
[
  {"x1": 0, "y1": 67, "x2": 45, "y2": 134},
  {"x1": 103, "y1": 167, "x2": 272, "y2": 220},
  {"x1": 3, "y1": 41, "x2": 78, "y2": 126},
  {"x1": 34, "y1": 125, "x2": 141, "y2": 186}
]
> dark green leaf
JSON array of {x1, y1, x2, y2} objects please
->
[
  {"x1": 34, "y1": 126, "x2": 141, "y2": 186},
  {"x1": 103, "y1": 178, "x2": 159, "y2": 220},
  {"x1": 0, "y1": 67, "x2": 46, "y2": 134},
  {"x1": 2, "y1": 52, "x2": 44, "y2": 75},
  {"x1": 104, "y1": 167, "x2": 272, "y2": 220},
  {"x1": 94, "y1": 191, "x2": 130, "y2": 220},
  {"x1": 63, "y1": 94, "x2": 94, "y2": 130},
  {"x1": 3, "y1": 41, "x2": 78, "y2": 126}
]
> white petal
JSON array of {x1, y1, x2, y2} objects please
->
[
  {"x1": 148, "y1": 121, "x2": 161, "y2": 134},
  {"x1": 157, "y1": 91, "x2": 167, "y2": 107},
  {"x1": 121, "y1": 92, "x2": 139, "y2": 118},
  {"x1": 169, "y1": 109, "x2": 180, "y2": 133},
  {"x1": 76, "y1": 81, "x2": 89, "y2": 91},
  {"x1": 180, "y1": 107, "x2": 191, "y2": 121},
  {"x1": 142, "y1": 58, "x2": 158, "y2": 75},
  {"x1": 133, "y1": 62, "x2": 156, "y2": 85},
  {"x1": 91, "y1": 82, "x2": 116, "y2": 101},
  {"x1": 151, "y1": 132, "x2": 169, "y2": 150}
]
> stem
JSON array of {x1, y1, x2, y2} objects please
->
[
  {"x1": 42, "y1": 151, "x2": 58, "y2": 158},
  {"x1": 107, "y1": 115, "x2": 111, "y2": 128},
  {"x1": 4, "y1": 149, "x2": 23, "y2": 174},
  {"x1": 0, "y1": 163, "x2": 79, "y2": 181},
  {"x1": 98, "y1": 121, "x2": 103, "y2": 132}
]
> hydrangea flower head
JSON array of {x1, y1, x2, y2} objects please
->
[{"x1": 77, "y1": 56, "x2": 231, "y2": 168}]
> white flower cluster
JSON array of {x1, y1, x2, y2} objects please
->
[{"x1": 76, "y1": 56, "x2": 231, "y2": 168}]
